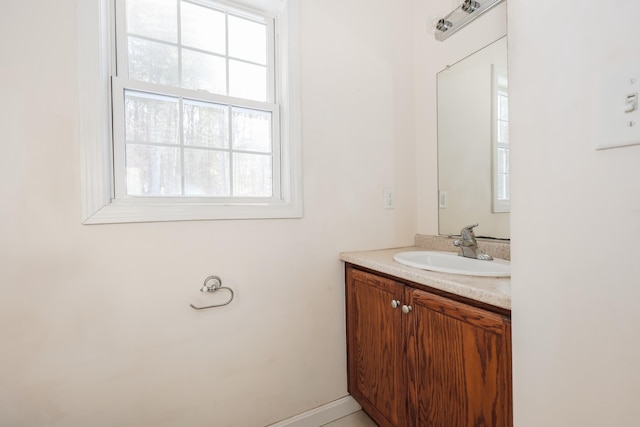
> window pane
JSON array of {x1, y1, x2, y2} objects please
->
[
  {"x1": 497, "y1": 174, "x2": 507, "y2": 201},
  {"x1": 125, "y1": 90, "x2": 179, "y2": 144},
  {"x1": 181, "y1": 1, "x2": 226, "y2": 54},
  {"x1": 497, "y1": 172, "x2": 510, "y2": 201},
  {"x1": 182, "y1": 49, "x2": 227, "y2": 95},
  {"x1": 228, "y1": 15, "x2": 267, "y2": 64},
  {"x1": 126, "y1": 144, "x2": 181, "y2": 196},
  {"x1": 504, "y1": 175, "x2": 510, "y2": 199},
  {"x1": 126, "y1": 0, "x2": 177, "y2": 43},
  {"x1": 183, "y1": 100, "x2": 229, "y2": 148},
  {"x1": 128, "y1": 37, "x2": 179, "y2": 86},
  {"x1": 184, "y1": 149, "x2": 230, "y2": 196},
  {"x1": 229, "y1": 60, "x2": 267, "y2": 101},
  {"x1": 233, "y1": 153, "x2": 272, "y2": 197},
  {"x1": 498, "y1": 120, "x2": 509, "y2": 144},
  {"x1": 232, "y1": 107, "x2": 271, "y2": 153},
  {"x1": 497, "y1": 147, "x2": 509, "y2": 174},
  {"x1": 115, "y1": 0, "x2": 282, "y2": 207},
  {"x1": 496, "y1": 147, "x2": 510, "y2": 201},
  {"x1": 498, "y1": 92, "x2": 509, "y2": 120}
]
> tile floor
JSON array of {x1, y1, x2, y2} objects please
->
[{"x1": 321, "y1": 410, "x2": 377, "y2": 427}]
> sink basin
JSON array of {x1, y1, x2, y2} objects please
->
[{"x1": 393, "y1": 251, "x2": 510, "y2": 277}]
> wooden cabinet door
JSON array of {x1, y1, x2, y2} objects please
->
[
  {"x1": 346, "y1": 267, "x2": 409, "y2": 427},
  {"x1": 407, "y1": 289, "x2": 512, "y2": 427}
]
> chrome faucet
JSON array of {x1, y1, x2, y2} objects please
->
[{"x1": 453, "y1": 224, "x2": 493, "y2": 260}]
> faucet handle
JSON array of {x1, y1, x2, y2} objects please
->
[
  {"x1": 460, "y1": 223, "x2": 479, "y2": 240},
  {"x1": 454, "y1": 223, "x2": 493, "y2": 260}
]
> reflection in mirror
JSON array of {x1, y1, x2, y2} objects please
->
[{"x1": 437, "y1": 36, "x2": 509, "y2": 239}]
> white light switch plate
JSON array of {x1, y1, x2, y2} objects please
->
[
  {"x1": 439, "y1": 190, "x2": 447, "y2": 208},
  {"x1": 596, "y1": 60, "x2": 640, "y2": 150},
  {"x1": 383, "y1": 187, "x2": 394, "y2": 209}
]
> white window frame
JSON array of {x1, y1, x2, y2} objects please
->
[
  {"x1": 77, "y1": 0, "x2": 302, "y2": 224},
  {"x1": 491, "y1": 64, "x2": 510, "y2": 213}
]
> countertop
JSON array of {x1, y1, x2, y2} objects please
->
[{"x1": 340, "y1": 246, "x2": 511, "y2": 310}]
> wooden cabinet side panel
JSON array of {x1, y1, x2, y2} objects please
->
[{"x1": 346, "y1": 267, "x2": 407, "y2": 427}]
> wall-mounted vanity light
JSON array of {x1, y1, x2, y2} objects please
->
[{"x1": 435, "y1": 0, "x2": 505, "y2": 41}]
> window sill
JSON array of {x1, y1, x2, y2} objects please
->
[{"x1": 83, "y1": 199, "x2": 303, "y2": 224}]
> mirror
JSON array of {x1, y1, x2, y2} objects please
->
[{"x1": 437, "y1": 36, "x2": 509, "y2": 239}]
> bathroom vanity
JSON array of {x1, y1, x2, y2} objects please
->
[{"x1": 341, "y1": 243, "x2": 512, "y2": 427}]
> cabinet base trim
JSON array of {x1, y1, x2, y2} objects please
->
[{"x1": 267, "y1": 396, "x2": 362, "y2": 427}]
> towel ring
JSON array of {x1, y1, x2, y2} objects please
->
[{"x1": 190, "y1": 275, "x2": 235, "y2": 310}]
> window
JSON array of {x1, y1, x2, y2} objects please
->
[
  {"x1": 77, "y1": 0, "x2": 302, "y2": 223},
  {"x1": 492, "y1": 65, "x2": 510, "y2": 213}
]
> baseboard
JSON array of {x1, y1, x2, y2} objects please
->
[{"x1": 267, "y1": 396, "x2": 362, "y2": 427}]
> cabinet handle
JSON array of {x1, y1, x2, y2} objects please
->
[
  {"x1": 402, "y1": 305, "x2": 413, "y2": 314},
  {"x1": 391, "y1": 300, "x2": 401, "y2": 309}
]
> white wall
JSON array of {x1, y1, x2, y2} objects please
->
[
  {"x1": 0, "y1": 0, "x2": 416, "y2": 425},
  {"x1": 509, "y1": 1, "x2": 640, "y2": 425}
]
